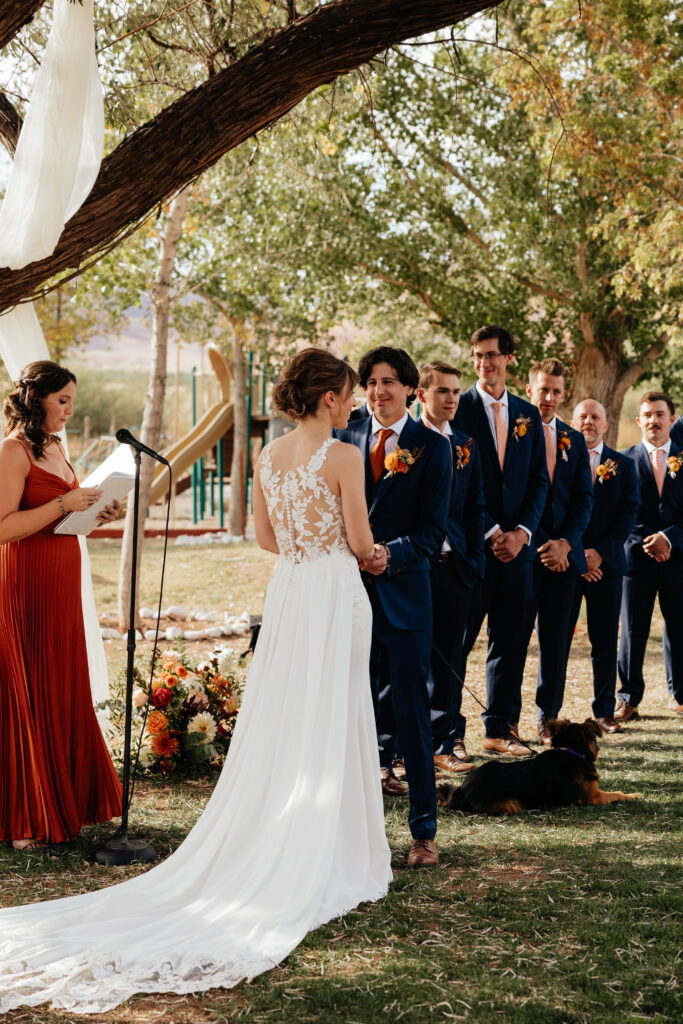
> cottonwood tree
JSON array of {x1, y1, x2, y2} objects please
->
[
  {"x1": 260, "y1": 0, "x2": 681, "y2": 437},
  {"x1": 0, "y1": 0, "x2": 502, "y2": 311}
]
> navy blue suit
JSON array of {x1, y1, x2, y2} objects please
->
[
  {"x1": 334, "y1": 413, "x2": 451, "y2": 838},
  {"x1": 348, "y1": 402, "x2": 371, "y2": 422},
  {"x1": 663, "y1": 417, "x2": 683, "y2": 696},
  {"x1": 454, "y1": 387, "x2": 550, "y2": 737},
  {"x1": 530, "y1": 420, "x2": 593, "y2": 721},
  {"x1": 565, "y1": 445, "x2": 640, "y2": 717},
  {"x1": 430, "y1": 429, "x2": 485, "y2": 751},
  {"x1": 618, "y1": 441, "x2": 683, "y2": 707}
]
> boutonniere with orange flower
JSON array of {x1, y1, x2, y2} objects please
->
[
  {"x1": 557, "y1": 430, "x2": 572, "y2": 462},
  {"x1": 455, "y1": 439, "x2": 472, "y2": 470},
  {"x1": 596, "y1": 458, "x2": 618, "y2": 484},
  {"x1": 512, "y1": 415, "x2": 532, "y2": 442},
  {"x1": 384, "y1": 445, "x2": 424, "y2": 478},
  {"x1": 667, "y1": 452, "x2": 682, "y2": 479}
]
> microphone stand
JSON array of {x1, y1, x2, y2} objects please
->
[{"x1": 95, "y1": 449, "x2": 157, "y2": 865}]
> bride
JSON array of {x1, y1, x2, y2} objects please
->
[{"x1": 0, "y1": 348, "x2": 392, "y2": 1014}]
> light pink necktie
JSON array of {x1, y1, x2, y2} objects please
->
[
  {"x1": 543, "y1": 423, "x2": 556, "y2": 484},
  {"x1": 492, "y1": 402, "x2": 507, "y2": 470},
  {"x1": 650, "y1": 448, "x2": 666, "y2": 496},
  {"x1": 589, "y1": 449, "x2": 600, "y2": 484}
]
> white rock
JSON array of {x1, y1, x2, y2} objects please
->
[
  {"x1": 165, "y1": 626, "x2": 184, "y2": 640},
  {"x1": 184, "y1": 629, "x2": 208, "y2": 641},
  {"x1": 139, "y1": 607, "x2": 156, "y2": 619},
  {"x1": 204, "y1": 626, "x2": 223, "y2": 639},
  {"x1": 203, "y1": 612, "x2": 220, "y2": 623},
  {"x1": 135, "y1": 629, "x2": 144, "y2": 641},
  {"x1": 221, "y1": 625, "x2": 234, "y2": 636},
  {"x1": 166, "y1": 605, "x2": 189, "y2": 620},
  {"x1": 144, "y1": 629, "x2": 160, "y2": 641},
  {"x1": 101, "y1": 627, "x2": 121, "y2": 640},
  {"x1": 191, "y1": 608, "x2": 209, "y2": 622}
]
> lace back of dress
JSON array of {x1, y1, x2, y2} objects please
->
[{"x1": 259, "y1": 438, "x2": 348, "y2": 563}]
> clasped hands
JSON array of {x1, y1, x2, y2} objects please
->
[
  {"x1": 643, "y1": 532, "x2": 671, "y2": 563},
  {"x1": 489, "y1": 527, "x2": 527, "y2": 564},
  {"x1": 358, "y1": 543, "x2": 388, "y2": 575},
  {"x1": 538, "y1": 538, "x2": 571, "y2": 573}
]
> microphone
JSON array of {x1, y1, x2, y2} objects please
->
[{"x1": 116, "y1": 428, "x2": 170, "y2": 465}]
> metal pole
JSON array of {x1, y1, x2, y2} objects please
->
[
  {"x1": 191, "y1": 366, "x2": 198, "y2": 524},
  {"x1": 217, "y1": 437, "x2": 224, "y2": 528},
  {"x1": 245, "y1": 350, "x2": 253, "y2": 517}
]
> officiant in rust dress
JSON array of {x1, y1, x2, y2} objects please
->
[{"x1": 0, "y1": 361, "x2": 122, "y2": 850}]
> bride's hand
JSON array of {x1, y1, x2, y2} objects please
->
[{"x1": 360, "y1": 544, "x2": 388, "y2": 576}]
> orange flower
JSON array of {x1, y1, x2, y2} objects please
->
[
  {"x1": 175, "y1": 664, "x2": 188, "y2": 678},
  {"x1": 163, "y1": 672, "x2": 178, "y2": 688},
  {"x1": 384, "y1": 450, "x2": 400, "y2": 474},
  {"x1": 146, "y1": 710, "x2": 168, "y2": 735},
  {"x1": 151, "y1": 732, "x2": 179, "y2": 758},
  {"x1": 517, "y1": 424, "x2": 527, "y2": 437},
  {"x1": 596, "y1": 464, "x2": 609, "y2": 478}
]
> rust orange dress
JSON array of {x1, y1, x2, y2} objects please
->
[{"x1": 0, "y1": 461, "x2": 122, "y2": 843}]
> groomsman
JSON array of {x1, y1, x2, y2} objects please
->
[
  {"x1": 416, "y1": 361, "x2": 485, "y2": 773},
  {"x1": 525, "y1": 359, "x2": 593, "y2": 741},
  {"x1": 617, "y1": 392, "x2": 683, "y2": 721},
  {"x1": 566, "y1": 399, "x2": 640, "y2": 730},
  {"x1": 664, "y1": 413, "x2": 683, "y2": 712},
  {"x1": 454, "y1": 326, "x2": 549, "y2": 755},
  {"x1": 335, "y1": 346, "x2": 451, "y2": 868}
]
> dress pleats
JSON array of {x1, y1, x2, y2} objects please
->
[{"x1": 0, "y1": 464, "x2": 122, "y2": 843}]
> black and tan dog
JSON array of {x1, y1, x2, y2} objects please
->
[{"x1": 438, "y1": 719, "x2": 641, "y2": 815}]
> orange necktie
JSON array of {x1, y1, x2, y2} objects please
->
[
  {"x1": 371, "y1": 428, "x2": 393, "y2": 483},
  {"x1": 492, "y1": 402, "x2": 507, "y2": 470},
  {"x1": 543, "y1": 423, "x2": 556, "y2": 484},
  {"x1": 650, "y1": 447, "x2": 666, "y2": 496},
  {"x1": 589, "y1": 449, "x2": 600, "y2": 484}
]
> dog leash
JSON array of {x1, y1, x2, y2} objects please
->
[{"x1": 431, "y1": 641, "x2": 538, "y2": 755}]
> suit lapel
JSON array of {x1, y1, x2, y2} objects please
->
[
  {"x1": 369, "y1": 414, "x2": 420, "y2": 515},
  {"x1": 635, "y1": 442, "x2": 661, "y2": 504},
  {"x1": 469, "y1": 388, "x2": 501, "y2": 473}
]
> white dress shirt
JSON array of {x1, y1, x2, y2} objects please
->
[
  {"x1": 370, "y1": 411, "x2": 409, "y2": 455},
  {"x1": 421, "y1": 414, "x2": 452, "y2": 552},
  {"x1": 642, "y1": 437, "x2": 672, "y2": 549},
  {"x1": 475, "y1": 383, "x2": 530, "y2": 544}
]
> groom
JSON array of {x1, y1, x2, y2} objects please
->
[{"x1": 335, "y1": 346, "x2": 451, "y2": 868}]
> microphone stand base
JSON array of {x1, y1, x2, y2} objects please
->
[{"x1": 94, "y1": 837, "x2": 158, "y2": 866}]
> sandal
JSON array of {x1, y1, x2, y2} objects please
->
[{"x1": 11, "y1": 838, "x2": 45, "y2": 851}]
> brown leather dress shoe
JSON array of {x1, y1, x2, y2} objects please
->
[
  {"x1": 434, "y1": 753, "x2": 475, "y2": 775},
  {"x1": 407, "y1": 838, "x2": 439, "y2": 868},
  {"x1": 666, "y1": 696, "x2": 683, "y2": 714},
  {"x1": 537, "y1": 719, "x2": 553, "y2": 745},
  {"x1": 392, "y1": 757, "x2": 406, "y2": 781},
  {"x1": 614, "y1": 702, "x2": 639, "y2": 723},
  {"x1": 381, "y1": 768, "x2": 408, "y2": 796},
  {"x1": 451, "y1": 739, "x2": 470, "y2": 761},
  {"x1": 482, "y1": 736, "x2": 533, "y2": 757},
  {"x1": 595, "y1": 715, "x2": 623, "y2": 733}
]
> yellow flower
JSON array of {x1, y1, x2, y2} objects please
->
[{"x1": 517, "y1": 423, "x2": 527, "y2": 437}]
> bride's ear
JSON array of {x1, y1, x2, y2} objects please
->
[{"x1": 321, "y1": 390, "x2": 337, "y2": 410}]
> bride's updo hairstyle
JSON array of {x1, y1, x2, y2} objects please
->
[
  {"x1": 272, "y1": 348, "x2": 359, "y2": 421},
  {"x1": 4, "y1": 360, "x2": 77, "y2": 459}
]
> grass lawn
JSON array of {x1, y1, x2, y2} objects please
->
[{"x1": 1, "y1": 540, "x2": 680, "y2": 1024}]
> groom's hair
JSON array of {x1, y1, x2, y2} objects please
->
[
  {"x1": 357, "y1": 346, "x2": 419, "y2": 407},
  {"x1": 470, "y1": 325, "x2": 515, "y2": 356}
]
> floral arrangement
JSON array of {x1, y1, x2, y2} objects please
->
[
  {"x1": 557, "y1": 430, "x2": 572, "y2": 461},
  {"x1": 596, "y1": 458, "x2": 619, "y2": 484},
  {"x1": 667, "y1": 452, "x2": 682, "y2": 479},
  {"x1": 130, "y1": 648, "x2": 244, "y2": 774},
  {"x1": 454, "y1": 439, "x2": 472, "y2": 470},
  {"x1": 513, "y1": 415, "x2": 532, "y2": 441},
  {"x1": 384, "y1": 445, "x2": 424, "y2": 478}
]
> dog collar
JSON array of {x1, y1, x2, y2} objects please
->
[{"x1": 554, "y1": 746, "x2": 587, "y2": 760}]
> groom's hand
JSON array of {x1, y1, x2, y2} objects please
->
[{"x1": 360, "y1": 543, "x2": 388, "y2": 575}]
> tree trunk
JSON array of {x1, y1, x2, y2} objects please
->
[
  {"x1": 0, "y1": 0, "x2": 500, "y2": 312},
  {"x1": 0, "y1": 1, "x2": 44, "y2": 50},
  {"x1": 228, "y1": 334, "x2": 248, "y2": 538},
  {"x1": 117, "y1": 185, "x2": 191, "y2": 630},
  {"x1": 565, "y1": 332, "x2": 668, "y2": 447}
]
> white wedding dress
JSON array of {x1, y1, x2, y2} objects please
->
[{"x1": 0, "y1": 437, "x2": 392, "y2": 1014}]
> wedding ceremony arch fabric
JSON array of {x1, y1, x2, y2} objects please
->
[{"x1": 0, "y1": 0, "x2": 108, "y2": 706}]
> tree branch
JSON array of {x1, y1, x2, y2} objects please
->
[
  {"x1": 0, "y1": 0, "x2": 44, "y2": 50},
  {"x1": 0, "y1": 0, "x2": 501, "y2": 312},
  {"x1": 616, "y1": 333, "x2": 669, "y2": 395},
  {"x1": 0, "y1": 92, "x2": 22, "y2": 156}
]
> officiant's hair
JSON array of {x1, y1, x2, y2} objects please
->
[
  {"x1": 272, "y1": 349, "x2": 359, "y2": 421},
  {"x1": 4, "y1": 360, "x2": 77, "y2": 459}
]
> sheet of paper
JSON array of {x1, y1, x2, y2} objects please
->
[{"x1": 54, "y1": 445, "x2": 136, "y2": 536}]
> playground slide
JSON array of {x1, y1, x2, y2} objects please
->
[
  {"x1": 148, "y1": 402, "x2": 234, "y2": 506},
  {"x1": 148, "y1": 345, "x2": 235, "y2": 506}
]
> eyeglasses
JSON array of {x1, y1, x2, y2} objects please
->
[{"x1": 473, "y1": 351, "x2": 506, "y2": 364}]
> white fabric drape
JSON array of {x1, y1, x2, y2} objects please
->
[{"x1": 0, "y1": 0, "x2": 108, "y2": 706}]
